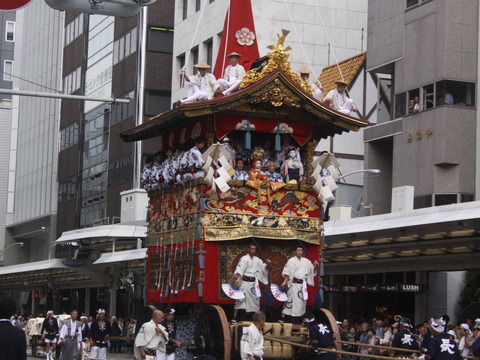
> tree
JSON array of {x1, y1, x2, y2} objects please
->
[{"x1": 459, "y1": 270, "x2": 480, "y2": 309}]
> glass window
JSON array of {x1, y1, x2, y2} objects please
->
[
  {"x1": 461, "y1": 194, "x2": 474, "y2": 203},
  {"x1": 406, "y1": 0, "x2": 419, "y2": 8},
  {"x1": 182, "y1": 0, "x2": 188, "y2": 20},
  {"x1": 5, "y1": 21, "x2": 15, "y2": 42},
  {"x1": 422, "y1": 84, "x2": 434, "y2": 110},
  {"x1": 434, "y1": 194, "x2": 458, "y2": 206},
  {"x1": 436, "y1": 80, "x2": 475, "y2": 107},
  {"x1": 145, "y1": 90, "x2": 171, "y2": 116},
  {"x1": 3, "y1": 61, "x2": 13, "y2": 81},
  {"x1": 177, "y1": 53, "x2": 185, "y2": 87},
  {"x1": 191, "y1": 46, "x2": 199, "y2": 74},
  {"x1": 204, "y1": 38, "x2": 213, "y2": 67},
  {"x1": 414, "y1": 195, "x2": 432, "y2": 209},
  {"x1": 196, "y1": 0, "x2": 201, "y2": 11},
  {"x1": 130, "y1": 27, "x2": 137, "y2": 53},
  {"x1": 147, "y1": 27, "x2": 174, "y2": 53},
  {"x1": 407, "y1": 88, "x2": 419, "y2": 114},
  {"x1": 125, "y1": 31, "x2": 131, "y2": 56},
  {"x1": 394, "y1": 92, "x2": 406, "y2": 118}
]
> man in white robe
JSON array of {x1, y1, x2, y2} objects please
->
[
  {"x1": 232, "y1": 244, "x2": 271, "y2": 324},
  {"x1": 182, "y1": 136, "x2": 206, "y2": 182},
  {"x1": 59, "y1": 310, "x2": 83, "y2": 360},
  {"x1": 323, "y1": 80, "x2": 354, "y2": 115},
  {"x1": 134, "y1": 310, "x2": 168, "y2": 360},
  {"x1": 297, "y1": 66, "x2": 323, "y2": 101},
  {"x1": 179, "y1": 62, "x2": 221, "y2": 104},
  {"x1": 240, "y1": 311, "x2": 266, "y2": 360},
  {"x1": 218, "y1": 52, "x2": 246, "y2": 96},
  {"x1": 280, "y1": 245, "x2": 318, "y2": 322}
]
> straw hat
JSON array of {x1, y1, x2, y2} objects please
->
[
  {"x1": 226, "y1": 52, "x2": 242, "y2": 58},
  {"x1": 194, "y1": 62, "x2": 211, "y2": 69},
  {"x1": 297, "y1": 66, "x2": 312, "y2": 74},
  {"x1": 335, "y1": 79, "x2": 349, "y2": 87}
]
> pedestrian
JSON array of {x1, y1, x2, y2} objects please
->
[
  {"x1": 0, "y1": 296, "x2": 27, "y2": 360},
  {"x1": 161, "y1": 309, "x2": 181, "y2": 360},
  {"x1": 389, "y1": 318, "x2": 419, "y2": 357},
  {"x1": 59, "y1": 310, "x2": 82, "y2": 360},
  {"x1": 240, "y1": 311, "x2": 266, "y2": 360},
  {"x1": 134, "y1": 310, "x2": 168, "y2": 360},
  {"x1": 280, "y1": 245, "x2": 318, "y2": 324},
  {"x1": 471, "y1": 324, "x2": 480, "y2": 360},
  {"x1": 231, "y1": 243, "x2": 271, "y2": 324},
  {"x1": 90, "y1": 309, "x2": 110, "y2": 360},
  {"x1": 417, "y1": 318, "x2": 462, "y2": 360},
  {"x1": 303, "y1": 311, "x2": 340, "y2": 360},
  {"x1": 41, "y1": 310, "x2": 59, "y2": 360}
]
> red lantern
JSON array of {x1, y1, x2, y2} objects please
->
[{"x1": 33, "y1": 290, "x2": 40, "y2": 301}]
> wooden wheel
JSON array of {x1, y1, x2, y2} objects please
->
[
  {"x1": 318, "y1": 308, "x2": 342, "y2": 352},
  {"x1": 192, "y1": 305, "x2": 231, "y2": 360}
]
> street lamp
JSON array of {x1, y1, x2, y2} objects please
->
[{"x1": 0, "y1": 242, "x2": 24, "y2": 259}]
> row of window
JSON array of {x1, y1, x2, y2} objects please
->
[
  {"x1": 111, "y1": 91, "x2": 135, "y2": 126},
  {"x1": 58, "y1": 176, "x2": 76, "y2": 203},
  {"x1": 176, "y1": 36, "x2": 215, "y2": 86},
  {"x1": 5, "y1": 21, "x2": 14, "y2": 42},
  {"x1": 65, "y1": 15, "x2": 84, "y2": 46},
  {"x1": 3, "y1": 60, "x2": 12, "y2": 81},
  {"x1": 113, "y1": 27, "x2": 137, "y2": 66},
  {"x1": 63, "y1": 67, "x2": 82, "y2": 94},
  {"x1": 394, "y1": 80, "x2": 475, "y2": 118},
  {"x1": 60, "y1": 122, "x2": 79, "y2": 151},
  {"x1": 414, "y1": 193, "x2": 473, "y2": 209},
  {"x1": 182, "y1": 0, "x2": 215, "y2": 20}
]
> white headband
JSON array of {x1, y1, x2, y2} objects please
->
[
  {"x1": 47, "y1": 310, "x2": 54, "y2": 315},
  {"x1": 303, "y1": 317, "x2": 315, "y2": 323},
  {"x1": 97, "y1": 309, "x2": 105, "y2": 314},
  {"x1": 168, "y1": 309, "x2": 175, "y2": 315},
  {"x1": 80, "y1": 316, "x2": 87, "y2": 320},
  {"x1": 430, "y1": 318, "x2": 446, "y2": 333}
]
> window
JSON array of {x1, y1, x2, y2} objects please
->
[
  {"x1": 191, "y1": 46, "x2": 199, "y2": 74},
  {"x1": 145, "y1": 90, "x2": 171, "y2": 116},
  {"x1": 65, "y1": 15, "x2": 84, "y2": 46},
  {"x1": 60, "y1": 122, "x2": 79, "y2": 151},
  {"x1": 58, "y1": 177, "x2": 77, "y2": 203},
  {"x1": 147, "y1": 27, "x2": 173, "y2": 54},
  {"x1": 394, "y1": 92, "x2": 406, "y2": 118},
  {"x1": 5, "y1": 21, "x2": 15, "y2": 42},
  {"x1": 182, "y1": 0, "x2": 188, "y2": 20},
  {"x1": 435, "y1": 80, "x2": 475, "y2": 107},
  {"x1": 196, "y1": 0, "x2": 201, "y2": 11},
  {"x1": 422, "y1": 84, "x2": 434, "y2": 109},
  {"x1": 204, "y1": 38, "x2": 213, "y2": 67},
  {"x1": 177, "y1": 53, "x2": 185, "y2": 87},
  {"x1": 3, "y1": 60, "x2": 13, "y2": 81},
  {"x1": 406, "y1": 0, "x2": 433, "y2": 8},
  {"x1": 111, "y1": 91, "x2": 135, "y2": 126},
  {"x1": 407, "y1": 88, "x2": 419, "y2": 115},
  {"x1": 108, "y1": 154, "x2": 133, "y2": 186},
  {"x1": 63, "y1": 67, "x2": 82, "y2": 94}
]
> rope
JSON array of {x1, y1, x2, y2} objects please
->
[
  {"x1": 282, "y1": 0, "x2": 318, "y2": 80},
  {"x1": 219, "y1": 3, "x2": 231, "y2": 76},
  {"x1": 313, "y1": 0, "x2": 345, "y2": 82},
  {"x1": 1, "y1": 71, "x2": 61, "y2": 93},
  {"x1": 336, "y1": 339, "x2": 421, "y2": 354},
  {"x1": 184, "y1": 0, "x2": 210, "y2": 69}
]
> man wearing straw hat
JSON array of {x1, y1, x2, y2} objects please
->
[
  {"x1": 297, "y1": 66, "x2": 323, "y2": 101},
  {"x1": 179, "y1": 62, "x2": 222, "y2": 104},
  {"x1": 218, "y1": 52, "x2": 246, "y2": 96},
  {"x1": 323, "y1": 79, "x2": 354, "y2": 115}
]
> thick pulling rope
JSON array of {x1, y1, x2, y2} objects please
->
[{"x1": 336, "y1": 339, "x2": 421, "y2": 354}]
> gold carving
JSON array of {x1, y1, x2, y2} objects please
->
[{"x1": 426, "y1": 128, "x2": 433, "y2": 136}]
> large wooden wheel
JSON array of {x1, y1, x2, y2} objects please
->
[
  {"x1": 317, "y1": 308, "x2": 342, "y2": 352},
  {"x1": 192, "y1": 305, "x2": 231, "y2": 360}
]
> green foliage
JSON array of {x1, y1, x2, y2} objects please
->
[{"x1": 459, "y1": 270, "x2": 480, "y2": 309}]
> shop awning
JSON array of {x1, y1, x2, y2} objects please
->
[
  {"x1": 93, "y1": 248, "x2": 147, "y2": 265},
  {"x1": 56, "y1": 224, "x2": 147, "y2": 243}
]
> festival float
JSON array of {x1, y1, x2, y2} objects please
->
[{"x1": 120, "y1": 0, "x2": 368, "y2": 358}]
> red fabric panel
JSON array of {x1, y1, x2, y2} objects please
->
[
  {"x1": 203, "y1": 241, "x2": 220, "y2": 304},
  {"x1": 157, "y1": 117, "x2": 208, "y2": 152},
  {"x1": 214, "y1": 115, "x2": 312, "y2": 146},
  {"x1": 213, "y1": 0, "x2": 260, "y2": 78}
]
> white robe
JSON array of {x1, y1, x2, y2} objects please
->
[
  {"x1": 218, "y1": 64, "x2": 246, "y2": 95},
  {"x1": 234, "y1": 255, "x2": 268, "y2": 313},
  {"x1": 281, "y1": 256, "x2": 315, "y2": 317},
  {"x1": 183, "y1": 73, "x2": 220, "y2": 103},
  {"x1": 240, "y1": 323, "x2": 264, "y2": 360},
  {"x1": 134, "y1": 320, "x2": 168, "y2": 360},
  {"x1": 324, "y1": 88, "x2": 354, "y2": 115}
]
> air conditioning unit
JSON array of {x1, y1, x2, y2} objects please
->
[
  {"x1": 120, "y1": 189, "x2": 148, "y2": 223},
  {"x1": 329, "y1": 205, "x2": 352, "y2": 220},
  {"x1": 391, "y1": 186, "x2": 414, "y2": 212}
]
